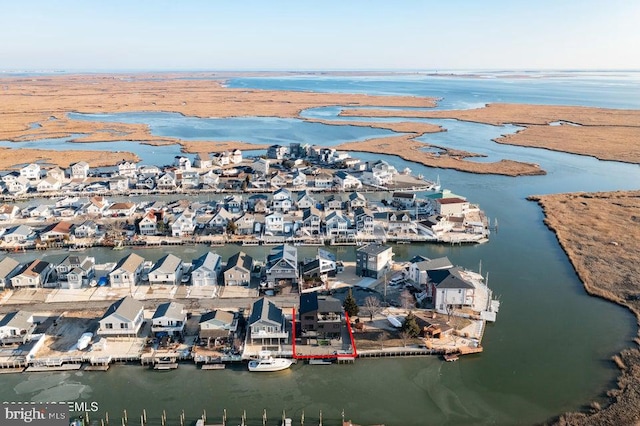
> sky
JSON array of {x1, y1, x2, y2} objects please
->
[{"x1": 1, "y1": 0, "x2": 639, "y2": 71}]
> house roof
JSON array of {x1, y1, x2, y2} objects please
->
[
  {"x1": 150, "y1": 254, "x2": 183, "y2": 274},
  {"x1": 224, "y1": 251, "x2": 253, "y2": 273},
  {"x1": 199, "y1": 310, "x2": 234, "y2": 326},
  {"x1": 392, "y1": 192, "x2": 416, "y2": 199},
  {"x1": 109, "y1": 202, "x2": 136, "y2": 210},
  {"x1": 0, "y1": 257, "x2": 20, "y2": 278},
  {"x1": 101, "y1": 296, "x2": 143, "y2": 322},
  {"x1": 112, "y1": 253, "x2": 145, "y2": 274},
  {"x1": 0, "y1": 311, "x2": 33, "y2": 330},
  {"x1": 266, "y1": 244, "x2": 297, "y2": 269},
  {"x1": 318, "y1": 296, "x2": 342, "y2": 314},
  {"x1": 41, "y1": 221, "x2": 72, "y2": 235},
  {"x1": 248, "y1": 297, "x2": 283, "y2": 326},
  {"x1": 192, "y1": 252, "x2": 221, "y2": 272},
  {"x1": 6, "y1": 224, "x2": 32, "y2": 237},
  {"x1": 427, "y1": 267, "x2": 474, "y2": 290},
  {"x1": 357, "y1": 243, "x2": 391, "y2": 256},
  {"x1": 299, "y1": 292, "x2": 319, "y2": 315},
  {"x1": 152, "y1": 302, "x2": 185, "y2": 320},
  {"x1": 16, "y1": 259, "x2": 50, "y2": 277},
  {"x1": 415, "y1": 257, "x2": 453, "y2": 271},
  {"x1": 437, "y1": 197, "x2": 467, "y2": 205}
]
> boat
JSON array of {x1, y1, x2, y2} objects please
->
[
  {"x1": 76, "y1": 332, "x2": 93, "y2": 350},
  {"x1": 248, "y1": 351, "x2": 293, "y2": 372},
  {"x1": 443, "y1": 353, "x2": 459, "y2": 362},
  {"x1": 387, "y1": 315, "x2": 402, "y2": 328}
]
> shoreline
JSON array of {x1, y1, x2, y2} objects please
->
[{"x1": 528, "y1": 191, "x2": 640, "y2": 425}]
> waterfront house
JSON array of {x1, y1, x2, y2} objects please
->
[
  {"x1": 223, "y1": 195, "x2": 244, "y2": 214},
  {"x1": 117, "y1": 160, "x2": 138, "y2": 177},
  {"x1": 97, "y1": 296, "x2": 144, "y2": 337},
  {"x1": 156, "y1": 172, "x2": 177, "y2": 191},
  {"x1": 387, "y1": 211, "x2": 418, "y2": 235},
  {"x1": 324, "y1": 211, "x2": 350, "y2": 237},
  {"x1": 200, "y1": 170, "x2": 220, "y2": 189},
  {"x1": 39, "y1": 221, "x2": 72, "y2": 243},
  {"x1": 291, "y1": 170, "x2": 307, "y2": 188},
  {"x1": 194, "y1": 153, "x2": 213, "y2": 169},
  {"x1": 1, "y1": 171, "x2": 20, "y2": 185},
  {"x1": 36, "y1": 176, "x2": 62, "y2": 192},
  {"x1": 300, "y1": 207, "x2": 322, "y2": 236},
  {"x1": 0, "y1": 311, "x2": 35, "y2": 345},
  {"x1": 84, "y1": 196, "x2": 108, "y2": 216},
  {"x1": 265, "y1": 244, "x2": 299, "y2": 288},
  {"x1": 138, "y1": 212, "x2": 159, "y2": 236},
  {"x1": 70, "y1": 161, "x2": 90, "y2": 180},
  {"x1": 272, "y1": 188, "x2": 293, "y2": 212},
  {"x1": 295, "y1": 190, "x2": 316, "y2": 210},
  {"x1": 348, "y1": 192, "x2": 367, "y2": 210},
  {"x1": 171, "y1": 210, "x2": 196, "y2": 237},
  {"x1": 313, "y1": 172, "x2": 333, "y2": 189},
  {"x1": 28, "y1": 204, "x2": 52, "y2": 219},
  {"x1": 269, "y1": 172, "x2": 287, "y2": 189},
  {"x1": 199, "y1": 310, "x2": 237, "y2": 340},
  {"x1": 264, "y1": 212, "x2": 287, "y2": 235},
  {"x1": 223, "y1": 251, "x2": 253, "y2": 286},
  {"x1": 233, "y1": 212, "x2": 257, "y2": 235},
  {"x1": 136, "y1": 175, "x2": 156, "y2": 190},
  {"x1": 151, "y1": 302, "x2": 187, "y2": 337},
  {"x1": 108, "y1": 176, "x2": 130, "y2": 192},
  {"x1": 174, "y1": 156, "x2": 192, "y2": 170},
  {"x1": 353, "y1": 207, "x2": 374, "y2": 235},
  {"x1": 212, "y1": 151, "x2": 230, "y2": 167},
  {"x1": 20, "y1": 163, "x2": 41, "y2": 181},
  {"x1": 324, "y1": 194, "x2": 344, "y2": 211},
  {"x1": 300, "y1": 248, "x2": 338, "y2": 284},
  {"x1": 46, "y1": 167, "x2": 66, "y2": 182},
  {"x1": 267, "y1": 144, "x2": 289, "y2": 160},
  {"x1": 8, "y1": 176, "x2": 30, "y2": 195},
  {"x1": 109, "y1": 253, "x2": 145, "y2": 288},
  {"x1": 429, "y1": 267, "x2": 476, "y2": 314},
  {"x1": 0, "y1": 204, "x2": 20, "y2": 222},
  {"x1": 392, "y1": 192, "x2": 417, "y2": 209},
  {"x1": 72, "y1": 220, "x2": 98, "y2": 238},
  {"x1": 407, "y1": 257, "x2": 453, "y2": 289},
  {"x1": 434, "y1": 197, "x2": 470, "y2": 217},
  {"x1": 230, "y1": 149, "x2": 243, "y2": 164},
  {"x1": 0, "y1": 257, "x2": 21, "y2": 288},
  {"x1": 248, "y1": 297, "x2": 288, "y2": 347},
  {"x1": 334, "y1": 171, "x2": 362, "y2": 190},
  {"x1": 178, "y1": 169, "x2": 200, "y2": 189},
  {"x1": 2, "y1": 225, "x2": 34, "y2": 244},
  {"x1": 299, "y1": 293, "x2": 343, "y2": 339},
  {"x1": 149, "y1": 254, "x2": 183, "y2": 285},
  {"x1": 208, "y1": 207, "x2": 235, "y2": 231},
  {"x1": 10, "y1": 259, "x2": 53, "y2": 288},
  {"x1": 105, "y1": 202, "x2": 137, "y2": 218},
  {"x1": 251, "y1": 158, "x2": 270, "y2": 176},
  {"x1": 355, "y1": 244, "x2": 393, "y2": 279},
  {"x1": 191, "y1": 252, "x2": 222, "y2": 286},
  {"x1": 56, "y1": 254, "x2": 96, "y2": 281}
]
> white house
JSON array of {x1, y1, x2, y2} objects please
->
[
  {"x1": 70, "y1": 162, "x2": 90, "y2": 180},
  {"x1": 0, "y1": 311, "x2": 35, "y2": 345},
  {"x1": 199, "y1": 310, "x2": 237, "y2": 339},
  {"x1": 20, "y1": 164, "x2": 41, "y2": 181},
  {"x1": 8, "y1": 176, "x2": 30, "y2": 195},
  {"x1": 431, "y1": 267, "x2": 476, "y2": 314},
  {"x1": 191, "y1": 252, "x2": 222, "y2": 286},
  {"x1": 0, "y1": 204, "x2": 20, "y2": 222},
  {"x1": 194, "y1": 153, "x2": 213, "y2": 169},
  {"x1": 36, "y1": 176, "x2": 62, "y2": 192},
  {"x1": 2, "y1": 225, "x2": 33, "y2": 244},
  {"x1": 174, "y1": 156, "x2": 192, "y2": 170},
  {"x1": 0, "y1": 257, "x2": 21, "y2": 288},
  {"x1": 230, "y1": 149, "x2": 243, "y2": 164},
  {"x1": 138, "y1": 212, "x2": 159, "y2": 236},
  {"x1": 252, "y1": 158, "x2": 270, "y2": 176},
  {"x1": 324, "y1": 211, "x2": 350, "y2": 236},
  {"x1": 104, "y1": 202, "x2": 137, "y2": 217},
  {"x1": 109, "y1": 176, "x2": 130, "y2": 192},
  {"x1": 171, "y1": 210, "x2": 196, "y2": 237},
  {"x1": 151, "y1": 302, "x2": 187, "y2": 337},
  {"x1": 109, "y1": 253, "x2": 145, "y2": 288},
  {"x1": 272, "y1": 188, "x2": 293, "y2": 213},
  {"x1": 434, "y1": 198, "x2": 470, "y2": 217},
  {"x1": 10, "y1": 260, "x2": 53, "y2": 288},
  {"x1": 148, "y1": 254, "x2": 183, "y2": 285},
  {"x1": 334, "y1": 171, "x2": 362, "y2": 190},
  {"x1": 407, "y1": 257, "x2": 453, "y2": 288},
  {"x1": 248, "y1": 297, "x2": 288, "y2": 347},
  {"x1": 97, "y1": 296, "x2": 144, "y2": 337},
  {"x1": 73, "y1": 221, "x2": 98, "y2": 238},
  {"x1": 117, "y1": 160, "x2": 138, "y2": 177}
]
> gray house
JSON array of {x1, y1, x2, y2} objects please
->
[
  {"x1": 248, "y1": 298, "x2": 288, "y2": 347},
  {"x1": 149, "y1": 254, "x2": 184, "y2": 285},
  {"x1": 223, "y1": 251, "x2": 253, "y2": 286},
  {"x1": 0, "y1": 257, "x2": 20, "y2": 288},
  {"x1": 151, "y1": 302, "x2": 187, "y2": 337},
  {"x1": 199, "y1": 310, "x2": 237, "y2": 340},
  {"x1": 265, "y1": 244, "x2": 299, "y2": 288},
  {"x1": 0, "y1": 311, "x2": 35, "y2": 345},
  {"x1": 355, "y1": 243, "x2": 393, "y2": 279},
  {"x1": 97, "y1": 296, "x2": 144, "y2": 337},
  {"x1": 191, "y1": 252, "x2": 222, "y2": 287}
]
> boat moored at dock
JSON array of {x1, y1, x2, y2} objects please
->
[{"x1": 248, "y1": 351, "x2": 293, "y2": 372}]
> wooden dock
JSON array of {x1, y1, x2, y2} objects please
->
[{"x1": 201, "y1": 364, "x2": 225, "y2": 370}]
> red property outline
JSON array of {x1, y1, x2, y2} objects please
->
[{"x1": 292, "y1": 308, "x2": 357, "y2": 360}]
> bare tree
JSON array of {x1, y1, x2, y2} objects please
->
[
  {"x1": 363, "y1": 296, "x2": 382, "y2": 321},
  {"x1": 400, "y1": 289, "x2": 415, "y2": 311},
  {"x1": 399, "y1": 330, "x2": 411, "y2": 348},
  {"x1": 377, "y1": 330, "x2": 387, "y2": 350}
]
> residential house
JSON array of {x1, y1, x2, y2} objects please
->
[
  {"x1": 212, "y1": 151, "x2": 230, "y2": 167},
  {"x1": 299, "y1": 293, "x2": 343, "y2": 339},
  {"x1": 0, "y1": 257, "x2": 21, "y2": 288},
  {"x1": 233, "y1": 212, "x2": 257, "y2": 235},
  {"x1": 138, "y1": 212, "x2": 159, "y2": 236},
  {"x1": 151, "y1": 302, "x2": 187, "y2": 337},
  {"x1": 208, "y1": 207, "x2": 235, "y2": 231},
  {"x1": 272, "y1": 188, "x2": 293, "y2": 213},
  {"x1": 324, "y1": 211, "x2": 350, "y2": 237},
  {"x1": 296, "y1": 191, "x2": 316, "y2": 210},
  {"x1": 191, "y1": 252, "x2": 222, "y2": 287},
  {"x1": 324, "y1": 194, "x2": 343, "y2": 211},
  {"x1": 2, "y1": 225, "x2": 33, "y2": 244},
  {"x1": 223, "y1": 195, "x2": 244, "y2": 214},
  {"x1": 300, "y1": 248, "x2": 338, "y2": 282},
  {"x1": 72, "y1": 221, "x2": 98, "y2": 238},
  {"x1": 434, "y1": 198, "x2": 470, "y2": 217},
  {"x1": 70, "y1": 161, "x2": 90, "y2": 180},
  {"x1": 97, "y1": 296, "x2": 144, "y2": 337},
  {"x1": 28, "y1": 204, "x2": 52, "y2": 219},
  {"x1": 269, "y1": 172, "x2": 287, "y2": 189},
  {"x1": 109, "y1": 253, "x2": 145, "y2": 288},
  {"x1": 199, "y1": 310, "x2": 237, "y2": 340},
  {"x1": 8, "y1": 176, "x2": 30, "y2": 195},
  {"x1": 334, "y1": 171, "x2": 362, "y2": 190},
  {"x1": 348, "y1": 192, "x2": 367, "y2": 210},
  {"x1": 174, "y1": 156, "x2": 192, "y2": 170},
  {"x1": 109, "y1": 176, "x2": 130, "y2": 192},
  {"x1": 136, "y1": 175, "x2": 156, "y2": 190},
  {"x1": 267, "y1": 144, "x2": 289, "y2": 160},
  {"x1": 171, "y1": 210, "x2": 196, "y2": 237},
  {"x1": 194, "y1": 153, "x2": 213, "y2": 169},
  {"x1": 392, "y1": 192, "x2": 417, "y2": 209},
  {"x1": 10, "y1": 260, "x2": 53, "y2": 288},
  {"x1": 20, "y1": 164, "x2": 41, "y2": 181},
  {"x1": 85, "y1": 196, "x2": 108, "y2": 216},
  {"x1": 264, "y1": 212, "x2": 287, "y2": 235},
  {"x1": 156, "y1": 172, "x2": 177, "y2": 191},
  {"x1": 387, "y1": 211, "x2": 418, "y2": 235},
  {"x1": 177, "y1": 169, "x2": 200, "y2": 189},
  {"x1": 300, "y1": 207, "x2": 322, "y2": 236},
  {"x1": 1, "y1": 171, "x2": 20, "y2": 185},
  {"x1": 230, "y1": 149, "x2": 243, "y2": 164},
  {"x1": 355, "y1": 244, "x2": 393, "y2": 279},
  {"x1": 429, "y1": 267, "x2": 476, "y2": 314},
  {"x1": 39, "y1": 221, "x2": 72, "y2": 243},
  {"x1": 247, "y1": 194, "x2": 269, "y2": 212},
  {"x1": 200, "y1": 170, "x2": 220, "y2": 189},
  {"x1": 313, "y1": 173, "x2": 333, "y2": 189},
  {"x1": 265, "y1": 244, "x2": 298, "y2": 287},
  {"x1": 291, "y1": 170, "x2": 307, "y2": 188},
  {"x1": 55, "y1": 254, "x2": 94, "y2": 281},
  {"x1": 0, "y1": 311, "x2": 36, "y2": 345},
  {"x1": 353, "y1": 207, "x2": 374, "y2": 235},
  {"x1": 46, "y1": 167, "x2": 66, "y2": 182},
  {"x1": 36, "y1": 176, "x2": 62, "y2": 192},
  {"x1": 251, "y1": 158, "x2": 270, "y2": 176},
  {"x1": 223, "y1": 251, "x2": 253, "y2": 286},
  {"x1": 408, "y1": 257, "x2": 454, "y2": 289},
  {"x1": 248, "y1": 297, "x2": 288, "y2": 347},
  {"x1": 0, "y1": 205, "x2": 20, "y2": 222},
  {"x1": 105, "y1": 202, "x2": 137, "y2": 217},
  {"x1": 117, "y1": 160, "x2": 138, "y2": 177},
  {"x1": 148, "y1": 254, "x2": 183, "y2": 285}
]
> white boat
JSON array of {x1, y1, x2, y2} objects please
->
[
  {"x1": 76, "y1": 332, "x2": 93, "y2": 350},
  {"x1": 387, "y1": 315, "x2": 402, "y2": 328},
  {"x1": 248, "y1": 351, "x2": 293, "y2": 372}
]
